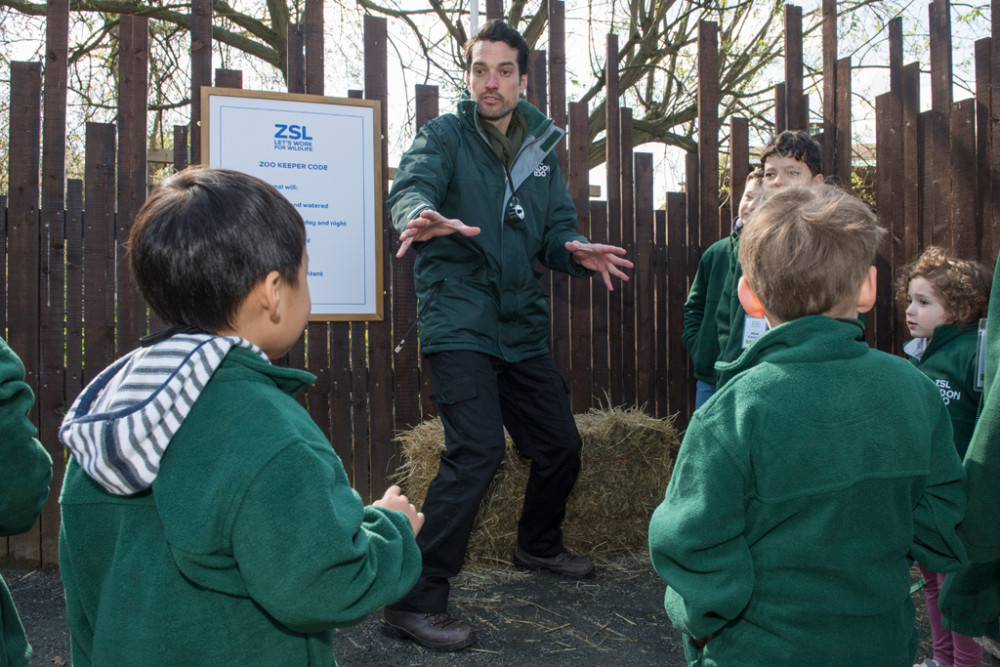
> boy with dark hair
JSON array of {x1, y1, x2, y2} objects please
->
[
  {"x1": 59, "y1": 167, "x2": 423, "y2": 666},
  {"x1": 0, "y1": 339, "x2": 52, "y2": 667},
  {"x1": 650, "y1": 186, "x2": 968, "y2": 667},
  {"x1": 713, "y1": 130, "x2": 824, "y2": 390},
  {"x1": 683, "y1": 169, "x2": 762, "y2": 408}
]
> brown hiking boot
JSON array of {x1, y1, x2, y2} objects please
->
[
  {"x1": 513, "y1": 546, "x2": 595, "y2": 579},
  {"x1": 381, "y1": 607, "x2": 475, "y2": 651}
]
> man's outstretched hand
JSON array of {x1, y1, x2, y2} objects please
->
[
  {"x1": 396, "y1": 209, "x2": 481, "y2": 258},
  {"x1": 565, "y1": 240, "x2": 633, "y2": 290}
]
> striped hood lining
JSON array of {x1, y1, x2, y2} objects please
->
[{"x1": 59, "y1": 334, "x2": 268, "y2": 496}]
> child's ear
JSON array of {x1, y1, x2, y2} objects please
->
[
  {"x1": 260, "y1": 270, "x2": 282, "y2": 321},
  {"x1": 738, "y1": 276, "x2": 767, "y2": 318},
  {"x1": 855, "y1": 266, "x2": 878, "y2": 314},
  {"x1": 812, "y1": 173, "x2": 824, "y2": 185}
]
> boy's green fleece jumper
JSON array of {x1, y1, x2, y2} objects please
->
[
  {"x1": 0, "y1": 338, "x2": 53, "y2": 667},
  {"x1": 650, "y1": 316, "x2": 968, "y2": 667},
  {"x1": 59, "y1": 335, "x2": 421, "y2": 666},
  {"x1": 904, "y1": 323, "x2": 981, "y2": 459},
  {"x1": 683, "y1": 235, "x2": 735, "y2": 383}
]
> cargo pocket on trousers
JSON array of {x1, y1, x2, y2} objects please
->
[{"x1": 429, "y1": 373, "x2": 479, "y2": 406}]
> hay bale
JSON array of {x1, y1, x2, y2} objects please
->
[{"x1": 392, "y1": 406, "x2": 680, "y2": 566}]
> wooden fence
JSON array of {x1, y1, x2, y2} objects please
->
[{"x1": 2, "y1": 0, "x2": 995, "y2": 568}]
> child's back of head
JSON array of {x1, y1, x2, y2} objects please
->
[
  {"x1": 129, "y1": 167, "x2": 306, "y2": 334},
  {"x1": 739, "y1": 185, "x2": 884, "y2": 323}
]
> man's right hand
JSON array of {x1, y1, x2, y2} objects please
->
[{"x1": 396, "y1": 209, "x2": 481, "y2": 258}]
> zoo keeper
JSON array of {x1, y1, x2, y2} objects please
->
[{"x1": 381, "y1": 18, "x2": 632, "y2": 652}]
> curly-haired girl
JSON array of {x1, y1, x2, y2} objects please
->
[{"x1": 896, "y1": 245, "x2": 992, "y2": 667}]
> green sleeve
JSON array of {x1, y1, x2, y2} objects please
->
[
  {"x1": 683, "y1": 253, "x2": 713, "y2": 354},
  {"x1": 648, "y1": 419, "x2": 754, "y2": 639},
  {"x1": 230, "y1": 444, "x2": 422, "y2": 633},
  {"x1": 909, "y1": 408, "x2": 968, "y2": 572},
  {"x1": 387, "y1": 121, "x2": 455, "y2": 233},
  {"x1": 537, "y1": 159, "x2": 590, "y2": 277},
  {"x1": 0, "y1": 340, "x2": 52, "y2": 536}
]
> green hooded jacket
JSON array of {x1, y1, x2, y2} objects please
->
[
  {"x1": 0, "y1": 338, "x2": 52, "y2": 667},
  {"x1": 388, "y1": 98, "x2": 589, "y2": 362},
  {"x1": 650, "y1": 316, "x2": 967, "y2": 667},
  {"x1": 683, "y1": 234, "x2": 736, "y2": 383}
]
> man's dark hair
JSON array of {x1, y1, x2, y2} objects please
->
[
  {"x1": 129, "y1": 166, "x2": 306, "y2": 333},
  {"x1": 464, "y1": 19, "x2": 530, "y2": 77},
  {"x1": 760, "y1": 130, "x2": 823, "y2": 177}
]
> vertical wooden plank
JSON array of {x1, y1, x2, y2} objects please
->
[
  {"x1": 65, "y1": 180, "x2": 84, "y2": 408},
  {"x1": 38, "y1": 0, "x2": 71, "y2": 567},
  {"x1": 83, "y1": 123, "x2": 117, "y2": 380},
  {"x1": 305, "y1": 0, "x2": 324, "y2": 93},
  {"x1": 590, "y1": 201, "x2": 609, "y2": 404},
  {"x1": 653, "y1": 209, "x2": 668, "y2": 418},
  {"x1": 389, "y1": 97, "x2": 426, "y2": 434},
  {"x1": 345, "y1": 88, "x2": 369, "y2": 497},
  {"x1": 822, "y1": 0, "x2": 838, "y2": 178},
  {"x1": 548, "y1": 0, "x2": 567, "y2": 172},
  {"x1": 698, "y1": 21, "x2": 720, "y2": 245},
  {"x1": 666, "y1": 193, "x2": 688, "y2": 424},
  {"x1": 784, "y1": 5, "x2": 804, "y2": 131},
  {"x1": 875, "y1": 93, "x2": 900, "y2": 353},
  {"x1": 951, "y1": 99, "x2": 978, "y2": 259},
  {"x1": 685, "y1": 151, "x2": 699, "y2": 257},
  {"x1": 6, "y1": 61, "x2": 42, "y2": 566},
  {"x1": 920, "y1": 109, "x2": 937, "y2": 248},
  {"x1": 414, "y1": 85, "x2": 439, "y2": 421},
  {"x1": 634, "y1": 153, "x2": 654, "y2": 410},
  {"x1": 173, "y1": 125, "x2": 188, "y2": 171},
  {"x1": 889, "y1": 17, "x2": 904, "y2": 96},
  {"x1": 928, "y1": 0, "x2": 953, "y2": 248},
  {"x1": 835, "y1": 58, "x2": 852, "y2": 190},
  {"x1": 365, "y1": 15, "x2": 393, "y2": 500},
  {"x1": 604, "y1": 33, "x2": 622, "y2": 406},
  {"x1": 902, "y1": 62, "x2": 922, "y2": 263},
  {"x1": 568, "y1": 102, "x2": 592, "y2": 413},
  {"x1": 117, "y1": 15, "x2": 149, "y2": 351},
  {"x1": 301, "y1": 0, "x2": 332, "y2": 444},
  {"x1": 774, "y1": 83, "x2": 786, "y2": 135},
  {"x1": 527, "y1": 49, "x2": 547, "y2": 114},
  {"x1": 190, "y1": 0, "x2": 211, "y2": 164},
  {"x1": 214, "y1": 68, "x2": 243, "y2": 90},
  {"x1": 620, "y1": 108, "x2": 635, "y2": 407},
  {"x1": 976, "y1": 38, "x2": 993, "y2": 262},
  {"x1": 486, "y1": 0, "x2": 503, "y2": 21},
  {"x1": 730, "y1": 117, "x2": 749, "y2": 214}
]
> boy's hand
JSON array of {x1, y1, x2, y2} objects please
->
[{"x1": 373, "y1": 485, "x2": 425, "y2": 536}]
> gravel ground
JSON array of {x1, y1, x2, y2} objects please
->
[{"x1": 1, "y1": 555, "x2": 972, "y2": 666}]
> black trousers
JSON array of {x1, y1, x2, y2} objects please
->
[{"x1": 391, "y1": 350, "x2": 583, "y2": 613}]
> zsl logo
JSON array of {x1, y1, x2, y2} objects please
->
[{"x1": 274, "y1": 124, "x2": 313, "y2": 140}]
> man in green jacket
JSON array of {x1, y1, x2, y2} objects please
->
[
  {"x1": 383, "y1": 19, "x2": 631, "y2": 651},
  {"x1": 0, "y1": 338, "x2": 52, "y2": 667}
]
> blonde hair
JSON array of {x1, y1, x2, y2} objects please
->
[
  {"x1": 740, "y1": 185, "x2": 885, "y2": 322},
  {"x1": 894, "y1": 246, "x2": 992, "y2": 324}
]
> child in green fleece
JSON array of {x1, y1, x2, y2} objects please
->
[
  {"x1": 649, "y1": 186, "x2": 968, "y2": 667},
  {"x1": 897, "y1": 246, "x2": 991, "y2": 667},
  {"x1": 58, "y1": 167, "x2": 423, "y2": 666},
  {"x1": 682, "y1": 170, "x2": 762, "y2": 409},
  {"x1": 0, "y1": 338, "x2": 52, "y2": 667}
]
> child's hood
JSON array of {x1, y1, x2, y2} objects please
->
[{"x1": 59, "y1": 333, "x2": 268, "y2": 496}]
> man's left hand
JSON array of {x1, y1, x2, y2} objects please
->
[{"x1": 565, "y1": 241, "x2": 633, "y2": 291}]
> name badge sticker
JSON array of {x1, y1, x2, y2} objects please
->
[{"x1": 742, "y1": 316, "x2": 769, "y2": 349}]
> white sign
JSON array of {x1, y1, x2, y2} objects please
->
[{"x1": 201, "y1": 87, "x2": 383, "y2": 321}]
